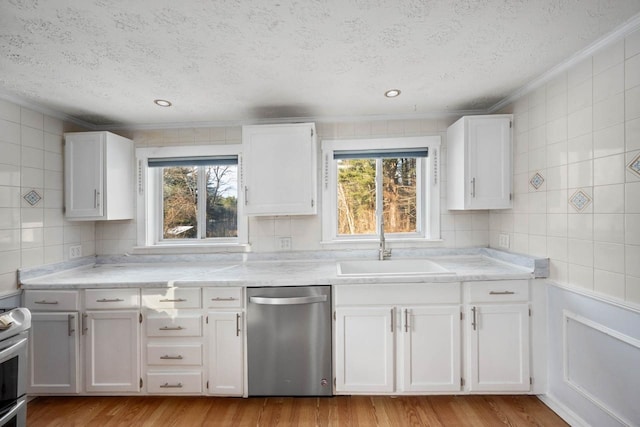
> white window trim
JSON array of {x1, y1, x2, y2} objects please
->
[
  {"x1": 135, "y1": 145, "x2": 248, "y2": 249},
  {"x1": 321, "y1": 136, "x2": 441, "y2": 243}
]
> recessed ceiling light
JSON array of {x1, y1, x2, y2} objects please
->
[
  {"x1": 154, "y1": 99, "x2": 172, "y2": 107},
  {"x1": 384, "y1": 89, "x2": 401, "y2": 98}
]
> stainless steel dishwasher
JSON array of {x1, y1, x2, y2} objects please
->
[{"x1": 247, "y1": 285, "x2": 332, "y2": 396}]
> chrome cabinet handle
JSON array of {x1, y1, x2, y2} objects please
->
[
  {"x1": 68, "y1": 314, "x2": 75, "y2": 337},
  {"x1": 34, "y1": 300, "x2": 58, "y2": 305},
  {"x1": 471, "y1": 306, "x2": 477, "y2": 331},
  {"x1": 159, "y1": 326, "x2": 184, "y2": 331},
  {"x1": 471, "y1": 178, "x2": 476, "y2": 198},
  {"x1": 489, "y1": 291, "x2": 515, "y2": 295},
  {"x1": 211, "y1": 297, "x2": 237, "y2": 301},
  {"x1": 82, "y1": 313, "x2": 88, "y2": 335},
  {"x1": 404, "y1": 309, "x2": 409, "y2": 333},
  {"x1": 159, "y1": 298, "x2": 187, "y2": 302},
  {"x1": 236, "y1": 313, "x2": 241, "y2": 337},
  {"x1": 94, "y1": 189, "x2": 101, "y2": 208},
  {"x1": 160, "y1": 355, "x2": 183, "y2": 360},
  {"x1": 159, "y1": 382, "x2": 183, "y2": 388},
  {"x1": 390, "y1": 308, "x2": 394, "y2": 333},
  {"x1": 244, "y1": 186, "x2": 248, "y2": 205},
  {"x1": 96, "y1": 298, "x2": 124, "y2": 302}
]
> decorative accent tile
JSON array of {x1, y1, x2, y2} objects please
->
[
  {"x1": 628, "y1": 153, "x2": 640, "y2": 178},
  {"x1": 530, "y1": 172, "x2": 545, "y2": 190},
  {"x1": 23, "y1": 190, "x2": 42, "y2": 206},
  {"x1": 569, "y1": 190, "x2": 591, "y2": 212}
]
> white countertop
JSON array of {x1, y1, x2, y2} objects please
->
[{"x1": 19, "y1": 252, "x2": 539, "y2": 289}]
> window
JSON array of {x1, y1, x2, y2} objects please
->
[
  {"x1": 322, "y1": 136, "x2": 440, "y2": 242},
  {"x1": 136, "y1": 146, "x2": 247, "y2": 247}
]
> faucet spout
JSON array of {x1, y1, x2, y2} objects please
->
[{"x1": 378, "y1": 217, "x2": 392, "y2": 260}]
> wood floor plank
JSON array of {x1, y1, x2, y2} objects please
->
[{"x1": 27, "y1": 395, "x2": 569, "y2": 427}]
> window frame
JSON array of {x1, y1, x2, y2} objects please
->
[
  {"x1": 136, "y1": 145, "x2": 247, "y2": 248},
  {"x1": 321, "y1": 136, "x2": 441, "y2": 243}
]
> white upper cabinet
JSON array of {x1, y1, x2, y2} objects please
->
[
  {"x1": 241, "y1": 123, "x2": 317, "y2": 216},
  {"x1": 447, "y1": 115, "x2": 513, "y2": 210},
  {"x1": 64, "y1": 131, "x2": 134, "y2": 220}
]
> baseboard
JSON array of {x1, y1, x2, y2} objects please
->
[{"x1": 537, "y1": 394, "x2": 590, "y2": 427}]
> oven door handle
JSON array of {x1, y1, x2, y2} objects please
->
[
  {"x1": 0, "y1": 337, "x2": 27, "y2": 364},
  {"x1": 0, "y1": 396, "x2": 26, "y2": 426}
]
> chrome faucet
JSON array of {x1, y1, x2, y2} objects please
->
[{"x1": 378, "y1": 217, "x2": 392, "y2": 260}]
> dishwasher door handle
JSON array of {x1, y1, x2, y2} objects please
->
[{"x1": 249, "y1": 295, "x2": 327, "y2": 305}]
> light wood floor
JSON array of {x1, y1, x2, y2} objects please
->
[{"x1": 27, "y1": 395, "x2": 569, "y2": 426}]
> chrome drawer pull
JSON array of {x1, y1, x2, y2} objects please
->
[
  {"x1": 489, "y1": 291, "x2": 515, "y2": 295},
  {"x1": 471, "y1": 306, "x2": 477, "y2": 331},
  {"x1": 97, "y1": 298, "x2": 124, "y2": 302},
  {"x1": 159, "y1": 298, "x2": 187, "y2": 302},
  {"x1": 159, "y1": 326, "x2": 184, "y2": 331},
  {"x1": 211, "y1": 297, "x2": 237, "y2": 301},
  {"x1": 34, "y1": 300, "x2": 59, "y2": 304},
  {"x1": 68, "y1": 314, "x2": 75, "y2": 337},
  {"x1": 159, "y1": 382, "x2": 183, "y2": 388},
  {"x1": 160, "y1": 355, "x2": 183, "y2": 360}
]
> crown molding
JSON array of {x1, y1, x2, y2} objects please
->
[
  {"x1": 0, "y1": 92, "x2": 97, "y2": 130},
  {"x1": 489, "y1": 11, "x2": 640, "y2": 113}
]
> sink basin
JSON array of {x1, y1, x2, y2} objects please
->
[{"x1": 337, "y1": 259, "x2": 452, "y2": 277}]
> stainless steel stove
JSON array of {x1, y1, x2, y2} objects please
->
[{"x1": 0, "y1": 308, "x2": 31, "y2": 427}]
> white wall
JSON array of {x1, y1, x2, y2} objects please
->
[{"x1": 0, "y1": 100, "x2": 93, "y2": 293}]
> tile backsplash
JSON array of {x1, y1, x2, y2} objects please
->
[
  {"x1": 490, "y1": 28, "x2": 640, "y2": 306},
  {"x1": 0, "y1": 101, "x2": 92, "y2": 292}
]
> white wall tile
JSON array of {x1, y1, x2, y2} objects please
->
[
  {"x1": 568, "y1": 263, "x2": 593, "y2": 290},
  {"x1": 626, "y1": 275, "x2": 640, "y2": 304},
  {"x1": 528, "y1": 125, "x2": 546, "y2": 151},
  {"x1": 546, "y1": 119, "x2": 567, "y2": 146},
  {"x1": 513, "y1": 213, "x2": 528, "y2": 234},
  {"x1": 568, "y1": 57, "x2": 592, "y2": 87},
  {"x1": 0, "y1": 186, "x2": 20, "y2": 208},
  {"x1": 528, "y1": 147, "x2": 546, "y2": 172},
  {"x1": 626, "y1": 53, "x2": 640, "y2": 89},
  {"x1": 550, "y1": 260, "x2": 569, "y2": 283},
  {"x1": 20, "y1": 109, "x2": 43, "y2": 130},
  {"x1": 0, "y1": 142, "x2": 20, "y2": 166},
  {"x1": 0, "y1": 229, "x2": 20, "y2": 251},
  {"x1": 21, "y1": 146, "x2": 43, "y2": 169},
  {"x1": 0, "y1": 119, "x2": 21, "y2": 145},
  {"x1": 627, "y1": 28, "x2": 640, "y2": 58},
  {"x1": 21, "y1": 126, "x2": 44, "y2": 149},
  {"x1": 548, "y1": 191, "x2": 568, "y2": 214},
  {"x1": 568, "y1": 239, "x2": 593, "y2": 266},
  {"x1": 546, "y1": 166, "x2": 567, "y2": 191},
  {"x1": 21, "y1": 227, "x2": 43, "y2": 248},
  {"x1": 547, "y1": 142, "x2": 567, "y2": 168},
  {"x1": 0, "y1": 208, "x2": 20, "y2": 229},
  {"x1": 567, "y1": 106, "x2": 592, "y2": 139},
  {"x1": 0, "y1": 100, "x2": 20, "y2": 123},
  {"x1": 593, "y1": 154, "x2": 625, "y2": 186},
  {"x1": 594, "y1": 214, "x2": 625, "y2": 244},
  {"x1": 568, "y1": 134, "x2": 593, "y2": 164},
  {"x1": 594, "y1": 242, "x2": 625, "y2": 273},
  {"x1": 594, "y1": 269, "x2": 625, "y2": 299},
  {"x1": 21, "y1": 208, "x2": 43, "y2": 228},
  {"x1": 593, "y1": 93, "x2": 624, "y2": 131},
  {"x1": 627, "y1": 117, "x2": 640, "y2": 152},
  {"x1": 528, "y1": 191, "x2": 547, "y2": 213},
  {"x1": 548, "y1": 236, "x2": 568, "y2": 262},
  {"x1": 626, "y1": 214, "x2": 640, "y2": 245},
  {"x1": 627, "y1": 244, "x2": 640, "y2": 277},
  {"x1": 528, "y1": 213, "x2": 546, "y2": 235},
  {"x1": 568, "y1": 213, "x2": 593, "y2": 240},
  {"x1": 43, "y1": 245, "x2": 64, "y2": 264},
  {"x1": 529, "y1": 103, "x2": 546, "y2": 128},
  {"x1": 0, "y1": 250, "x2": 20, "y2": 275},
  {"x1": 528, "y1": 235, "x2": 547, "y2": 257},
  {"x1": 593, "y1": 63, "x2": 624, "y2": 102},
  {"x1": 593, "y1": 39, "x2": 624, "y2": 74},
  {"x1": 626, "y1": 182, "x2": 640, "y2": 213},
  {"x1": 546, "y1": 95, "x2": 567, "y2": 122},
  {"x1": 568, "y1": 160, "x2": 592, "y2": 188},
  {"x1": 593, "y1": 124, "x2": 624, "y2": 158},
  {"x1": 21, "y1": 246, "x2": 43, "y2": 267},
  {"x1": 593, "y1": 184, "x2": 624, "y2": 213},
  {"x1": 568, "y1": 78, "x2": 592, "y2": 113},
  {"x1": 626, "y1": 85, "x2": 640, "y2": 121}
]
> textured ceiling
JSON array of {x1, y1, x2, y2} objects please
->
[{"x1": 1, "y1": 0, "x2": 640, "y2": 127}]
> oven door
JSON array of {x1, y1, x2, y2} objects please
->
[
  {"x1": 0, "y1": 332, "x2": 28, "y2": 414},
  {"x1": 0, "y1": 395, "x2": 26, "y2": 427}
]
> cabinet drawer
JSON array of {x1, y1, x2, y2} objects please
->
[
  {"x1": 146, "y1": 371, "x2": 202, "y2": 394},
  {"x1": 142, "y1": 288, "x2": 201, "y2": 309},
  {"x1": 85, "y1": 288, "x2": 140, "y2": 309},
  {"x1": 203, "y1": 287, "x2": 243, "y2": 308},
  {"x1": 147, "y1": 344, "x2": 202, "y2": 366},
  {"x1": 335, "y1": 283, "x2": 461, "y2": 306},
  {"x1": 24, "y1": 290, "x2": 79, "y2": 311},
  {"x1": 466, "y1": 280, "x2": 529, "y2": 303},
  {"x1": 146, "y1": 314, "x2": 202, "y2": 337}
]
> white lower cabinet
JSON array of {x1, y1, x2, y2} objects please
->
[
  {"x1": 84, "y1": 310, "x2": 141, "y2": 393},
  {"x1": 464, "y1": 280, "x2": 531, "y2": 392},
  {"x1": 28, "y1": 312, "x2": 80, "y2": 393},
  {"x1": 206, "y1": 311, "x2": 243, "y2": 396},
  {"x1": 334, "y1": 284, "x2": 462, "y2": 394}
]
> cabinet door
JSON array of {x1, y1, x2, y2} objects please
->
[
  {"x1": 207, "y1": 311, "x2": 243, "y2": 396},
  {"x1": 243, "y1": 123, "x2": 316, "y2": 216},
  {"x1": 400, "y1": 306, "x2": 461, "y2": 392},
  {"x1": 84, "y1": 310, "x2": 140, "y2": 392},
  {"x1": 64, "y1": 133, "x2": 104, "y2": 218},
  {"x1": 468, "y1": 304, "x2": 530, "y2": 392},
  {"x1": 28, "y1": 312, "x2": 80, "y2": 394},
  {"x1": 335, "y1": 307, "x2": 394, "y2": 393},
  {"x1": 467, "y1": 117, "x2": 512, "y2": 209}
]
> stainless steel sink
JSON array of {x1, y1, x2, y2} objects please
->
[{"x1": 336, "y1": 259, "x2": 452, "y2": 277}]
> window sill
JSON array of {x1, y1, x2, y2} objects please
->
[{"x1": 131, "y1": 243, "x2": 250, "y2": 255}]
